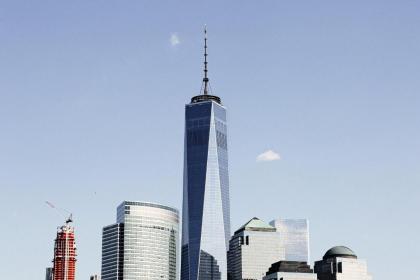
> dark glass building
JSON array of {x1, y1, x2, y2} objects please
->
[{"x1": 181, "y1": 29, "x2": 231, "y2": 280}]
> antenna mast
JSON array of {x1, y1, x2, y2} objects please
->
[{"x1": 203, "y1": 26, "x2": 209, "y2": 95}]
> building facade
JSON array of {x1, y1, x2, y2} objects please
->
[
  {"x1": 181, "y1": 29, "x2": 231, "y2": 280},
  {"x1": 52, "y1": 217, "x2": 76, "y2": 280},
  {"x1": 263, "y1": 261, "x2": 316, "y2": 280},
  {"x1": 101, "y1": 201, "x2": 179, "y2": 280},
  {"x1": 314, "y1": 246, "x2": 372, "y2": 280},
  {"x1": 269, "y1": 219, "x2": 309, "y2": 263},
  {"x1": 227, "y1": 218, "x2": 285, "y2": 280},
  {"x1": 101, "y1": 223, "x2": 124, "y2": 280},
  {"x1": 45, "y1": 267, "x2": 53, "y2": 280}
]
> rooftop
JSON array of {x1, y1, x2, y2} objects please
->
[
  {"x1": 323, "y1": 246, "x2": 357, "y2": 260},
  {"x1": 266, "y1": 261, "x2": 313, "y2": 275},
  {"x1": 190, "y1": 94, "x2": 221, "y2": 104},
  {"x1": 235, "y1": 217, "x2": 276, "y2": 234}
]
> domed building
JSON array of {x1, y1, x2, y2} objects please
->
[{"x1": 314, "y1": 246, "x2": 372, "y2": 280}]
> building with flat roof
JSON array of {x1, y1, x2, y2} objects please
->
[
  {"x1": 228, "y1": 217, "x2": 285, "y2": 280},
  {"x1": 101, "y1": 201, "x2": 179, "y2": 280},
  {"x1": 263, "y1": 261, "x2": 316, "y2": 280},
  {"x1": 45, "y1": 267, "x2": 53, "y2": 280},
  {"x1": 270, "y1": 219, "x2": 310, "y2": 263}
]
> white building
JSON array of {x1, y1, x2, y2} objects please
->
[
  {"x1": 228, "y1": 217, "x2": 285, "y2": 280},
  {"x1": 314, "y1": 246, "x2": 372, "y2": 280},
  {"x1": 101, "y1": 201, "x2": 179, "y2": 280},
  {"x1": 270, "y1": 219, "x2": 310, "y2": 264}
]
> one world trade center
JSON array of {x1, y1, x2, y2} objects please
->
[{"x1": 181, "y1": 28, "x2": 231, "y2": 280}]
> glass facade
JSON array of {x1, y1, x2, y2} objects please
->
[
  {"x1": 45, "y1": 267, "x2": 53, "y2": 280},
  {"x1": 181, "y1": 98, "x2": 231, "y2": 280},
  {"x1": 270, "y1": 219, "x2": 310, "y2": 264},
  {"x1": 101, "y1": 201, "x2": 179, "y2": 280},
  {"x1": 101, "y1": 223, "x2": 124, "y2": 280}
]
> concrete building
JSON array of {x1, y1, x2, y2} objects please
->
[
  {"x1": 314, "y1": 246, "x2": 372, "y2": 280},
  {"x1": 269, "y1": 219, "x2": 310, "y2": 263},
  {"x1": 263, "y1": 261, "x2": 316, "y2": 280},
  {"x1": 101, "y1": 201, "x2": 179, "y2": 280},
  {"x1": 227, "y1": 217, "x2": 285, "y2": 280}
]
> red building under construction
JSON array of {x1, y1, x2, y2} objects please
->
[{"x1": 52, "y1": 216, "x2": 77, "y2": 280}]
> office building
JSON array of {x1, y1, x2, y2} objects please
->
[
  {"x1": 181, "y1": 28, "x2": 231, "y2": 280},
  {"x1": 52, "y1": 216, "x2": 76, "y2": 280},
  {"x1": 101, "y1": 223, "x2": 124, "y2": 280},
  {"x1": 269, "y1": 219, "x2": 309, "y2": 263},
  {"x1": 263, "y1": 261, "x2": 316, "y2": 280},
  {"x1": 227, "y1": 217, "x2": 285, "y2": 280},
  {"x1": 101, "y1": 201, "x2": 179, "y2": 280},
  {"x1": 314, "y1": 246, "x2": 372, "y2": 280},
  {"x1": 45, "y1": 267, "x2": 53, "y2": 280}
]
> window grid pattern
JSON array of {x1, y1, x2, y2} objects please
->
[
  {"x1": 101, "y1": 202, "x2": 179, "y2": 280},
  {"x1": 181, "y1": 100, "x2": 231, "y2": 280}
]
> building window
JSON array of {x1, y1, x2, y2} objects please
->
[
  {"x1": 338, "y1": 262, "x2": 342, "y2": 273},
  {"x1": 245, "y1": 236, "x2": 249, "y2": 245}
]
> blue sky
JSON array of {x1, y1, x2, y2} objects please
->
[{"x1": 0, "y1": 0, "x2": 419, "y2": 279}]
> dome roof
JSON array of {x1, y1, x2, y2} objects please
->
[{"x1": 323, "y1": 246, "x2": 357, "y2": 260}]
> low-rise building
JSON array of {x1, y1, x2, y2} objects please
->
[
  {"x1": 263, "y1": 261, "x2": 316, "y2": 280},
  {"x1": 314, "y1": 246, "x2": 372, "y2": 280}
]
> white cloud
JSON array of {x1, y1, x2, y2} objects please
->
[
  {"x1": 170, "y1": 33, "x2": 180, "y2": 46},
  {"x1": 256, "y1": 150, "x2": 281, "y2": 162}
]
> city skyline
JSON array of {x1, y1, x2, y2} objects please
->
[{"x1": 1, "y1": 1, "x2": 419, "y2": 280}]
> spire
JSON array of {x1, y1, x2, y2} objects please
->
[
  {"x1": 190, "y1": 26, "x2": 221, "y2": 104},
  {"x1": 203, "y1": 26, "x2": 209, "y2": 95}
]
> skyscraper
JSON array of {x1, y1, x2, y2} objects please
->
[
  {"x1": 52, "y1": 216, "x2": 77, "y2": 280},
  {"x1": 314, "y1": 246, "x2": 372, "y2": 280},
  {"x1": 270, "y1": 219, "x2": 310, "y2": 263},
  {"x1": 181, "y1": 28, "x2": 231, "y2": 280},
  {"x1": 227, "y1": 217, "x2": 285, "y2": 280},
  {"x1": 101, "y1": 223, "x2": 124, "y2": 280},
  {"x1": 101, "y1": 201, "x2": 179, "y2": 280}
]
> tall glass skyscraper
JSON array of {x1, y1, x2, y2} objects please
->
[
  {"x1": 181, "y1": 29, "x2": 231, "y2": 280},
  {"x1": 270, "y1": 219, "x2": 310, "y2": 264}
]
